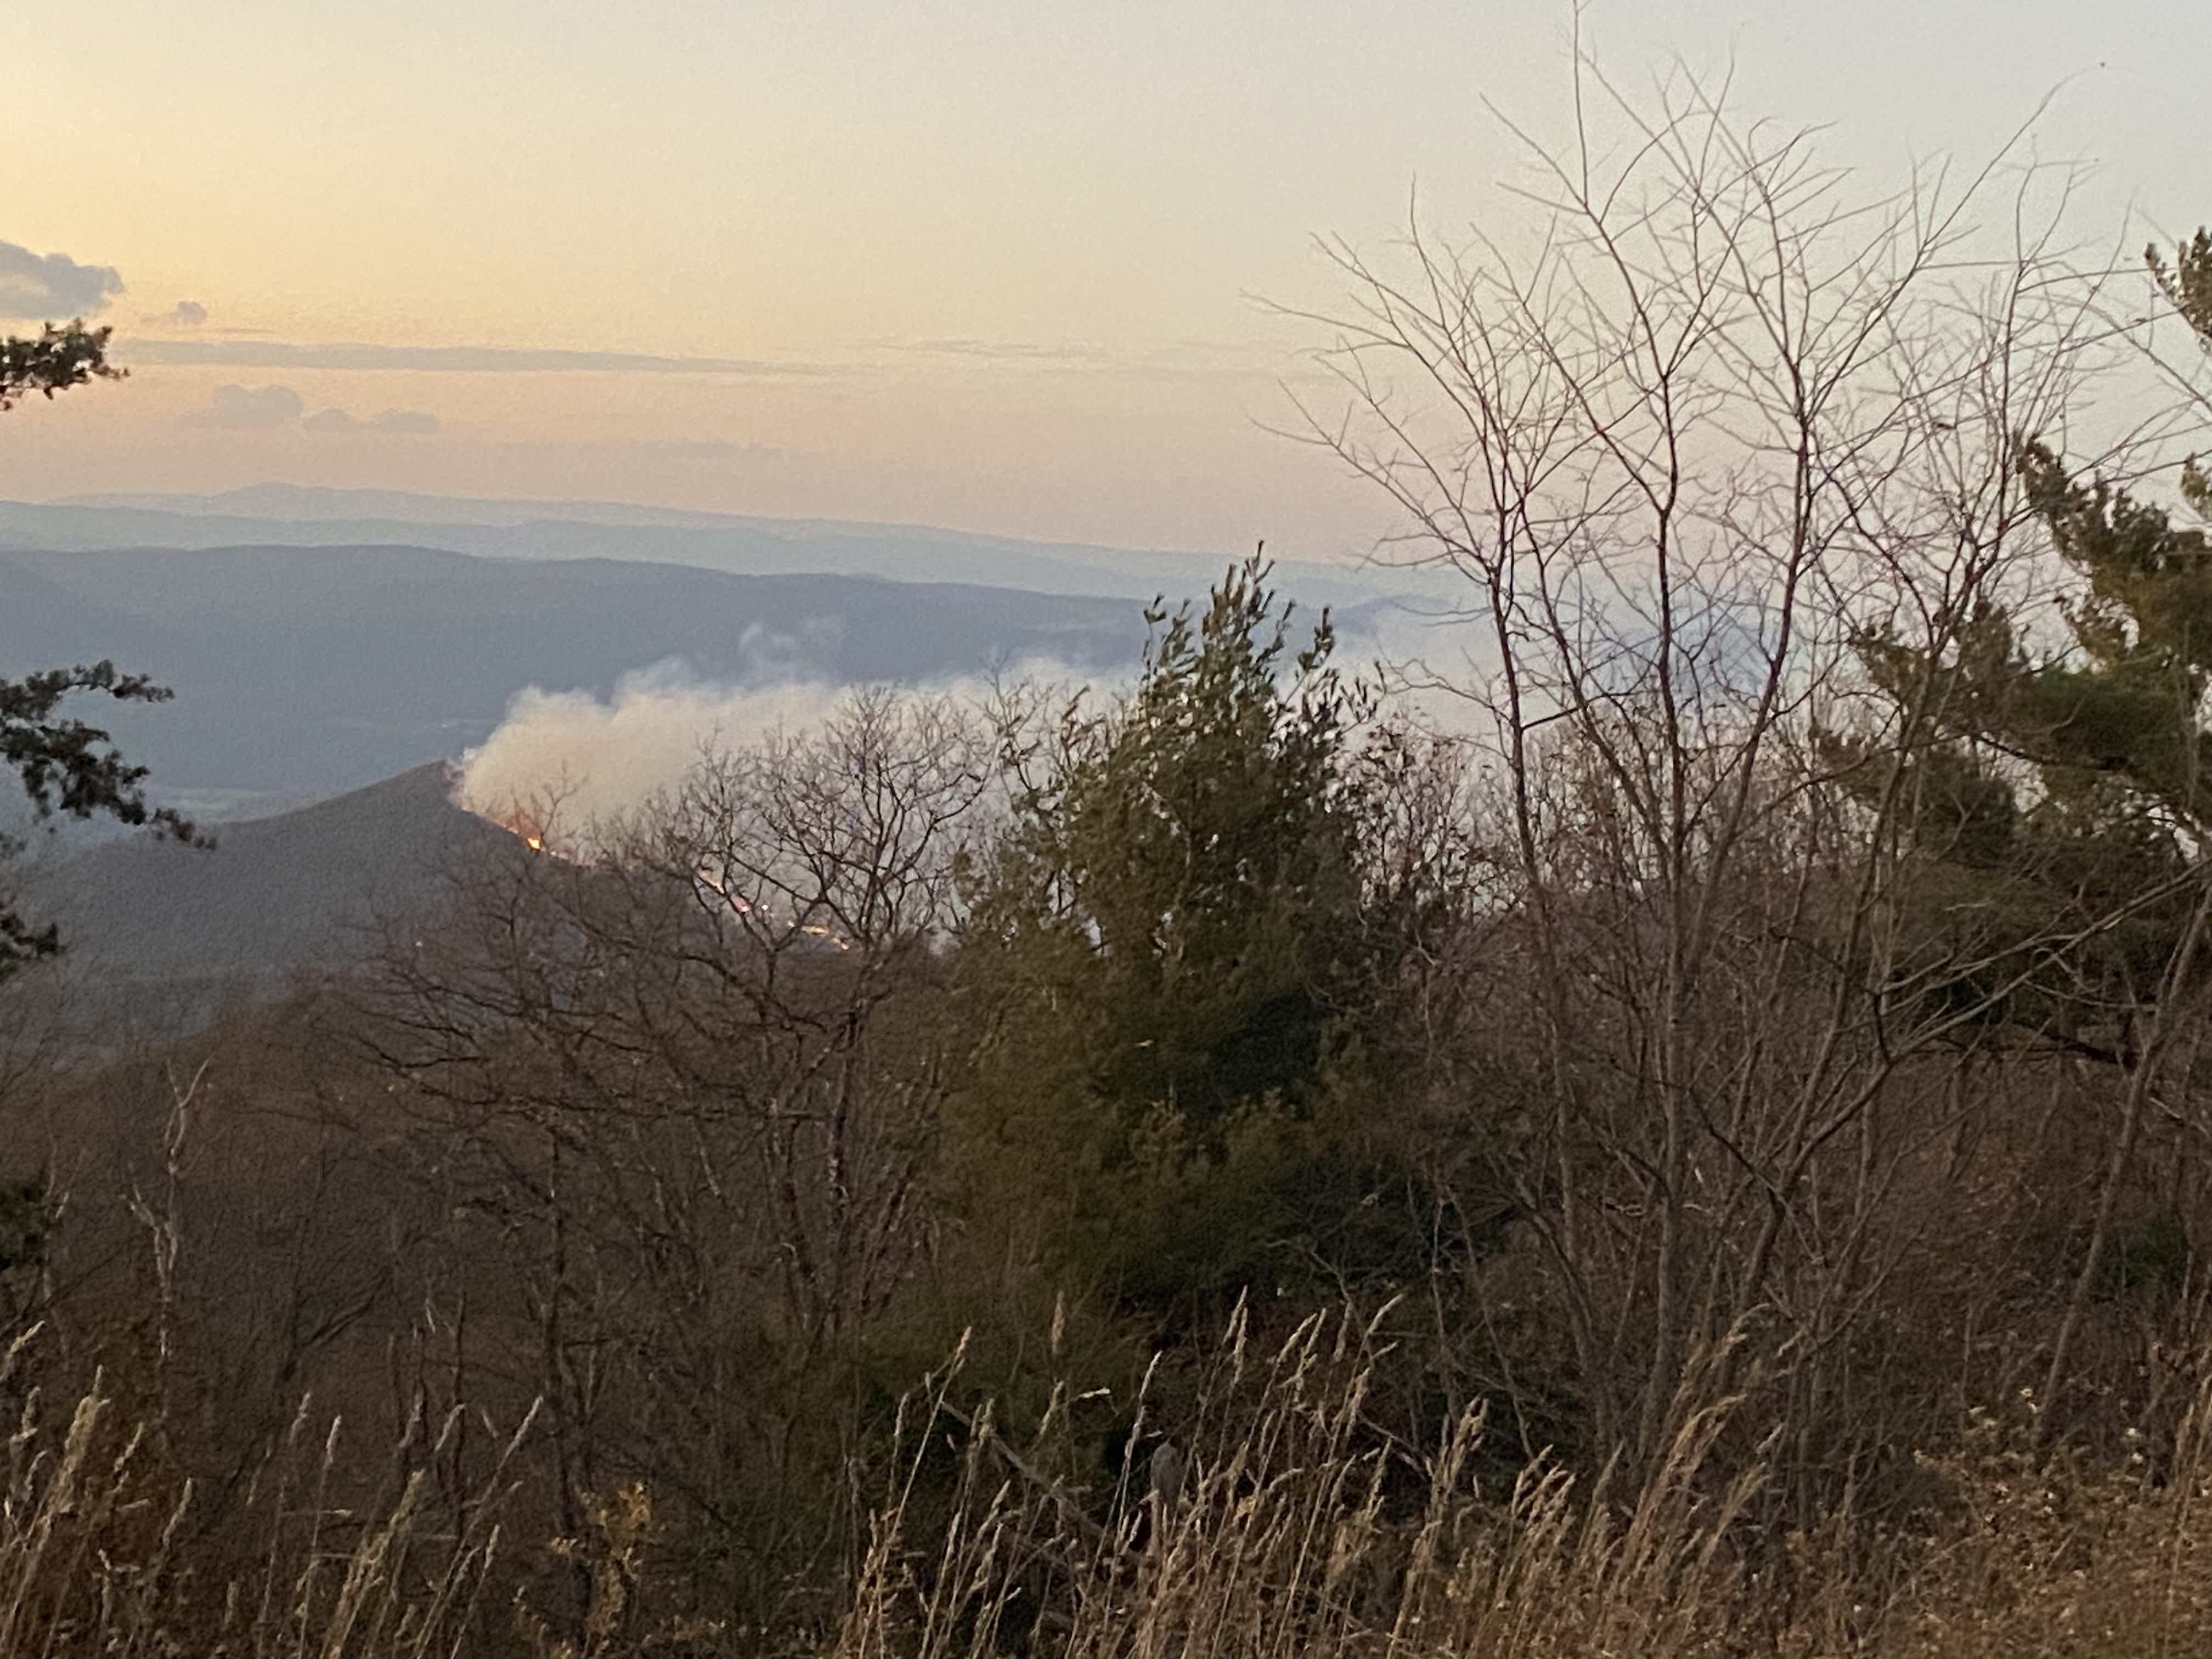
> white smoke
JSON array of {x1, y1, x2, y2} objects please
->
[
  {"x1": 454, "y1": 658, "x2": 1098, "y2": 837},
  {"x1": 456, "y1": 663, "x2": 838, "y2": 832}
]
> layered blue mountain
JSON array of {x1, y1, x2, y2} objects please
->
[
  {"x1": 4, "y1": 486, "x2": 1438, "y2": 611},
  {"x1": 0, "y1": 542, "x2": 1146, "y2": 809}
]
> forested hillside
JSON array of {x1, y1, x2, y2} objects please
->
[{"x1": 9, "y1": 87, "x2": 2212, "y2": 1659}]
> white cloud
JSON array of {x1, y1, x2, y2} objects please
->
[
  {"x1": 177, "y1": 385, "x2": 439, "y2": 433},
  {"x1": 632, "y1": 436, "x2": 784, "y2": 461},
  {"x1": 122, "y1": 339, "x2": 831, "y2": 375},
  {"x1": 303, "y1": 406, "x2": 440, "y2": 435},
  {"x1": 180, "y1": 383, "x2": 304, "y2": 428},
  {"x1": 0, "y1": 240, "x2": 122, "y2": 320}
]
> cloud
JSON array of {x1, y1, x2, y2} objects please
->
[
  {"x1": 121, "y1": 339, "x2": 832, "y2": 375},
  {"x1": 180, "y1": 383, "x2": 305, "y2": 429},
  {"x1": 0, "y1": 240, "x2": 123, "y2": 320},
  {"x1": 303, "y1": 406, "x2": 440, "y2": 435},
  {"x1": 163, "y1": 300, "x2": 208, "y2": 326},
  {"x1": 856, "y1": 332, "x2": 1288, "y2": 383},
  {"x1": 871, "y1": 335, "x2": 1114, "y2": 365},
  {"x1": 176, "y1": 384, "x2": 438, "y2": 434},
  {"x1": 631, "y1": 436, "x2": 784, "y2": 461}
]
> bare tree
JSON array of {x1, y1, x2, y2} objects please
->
[
  {"x1": 356, "y1": 687, "x2": 997, "y2": 1627},
  {"x1": 1290, "y1": 49, "x2": 2145, "y2": 1509}
]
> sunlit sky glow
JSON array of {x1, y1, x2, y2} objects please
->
[{"x1": 2, "y1": 0, "x2": 2203, "y2": 557}]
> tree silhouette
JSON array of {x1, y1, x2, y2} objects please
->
[
  {"x1": 0, "y1": 318, "x2": 195, "y2": 979},
  {"x1": 0, "y1": 321, "x2": 123, "y2": 411}
]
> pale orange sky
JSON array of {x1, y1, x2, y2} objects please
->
[{"x1": 1, "y1": 0, "x2": 2202, "y2": 557}]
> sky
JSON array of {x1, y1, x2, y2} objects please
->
[{"x1": 0, "y1": 0, "x2": 2204, "y2": 561}]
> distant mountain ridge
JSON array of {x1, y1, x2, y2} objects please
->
[
  {"x1": 0, "y1": 542, "x2": 1148, "y2": 809},
  {"x1": 7, "y1": 486, "x2": 1445, "y2": 610},
  {"x1": 70, "y1": 482, "x2": 877, "y2": 530}
]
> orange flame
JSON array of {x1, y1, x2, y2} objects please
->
[{"x1": 472, "y1": 804, "x2": 561, "y2": 857}]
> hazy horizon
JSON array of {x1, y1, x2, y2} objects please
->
[{"x1": 2, "y1": 0, "x2": 2202, "y2": 562}]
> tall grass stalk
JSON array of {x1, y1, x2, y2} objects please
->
[
  {"x1": 836, "y1": 1314, "x2": 2212, "y2": 1659},
  {"x1": 0, "y1": 1358, "x2": 535, "y2": 1659}
]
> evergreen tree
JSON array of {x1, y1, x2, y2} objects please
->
[
  {"x1": 1014, "y1": 556, "x2": 1371, "y2": 1121},
  {"x1": 1826, "y1": 230, "x2": 2212, "y2": 1065},
  {"x1": 0, "y1": 321, "x2": 123, "y2": 410},
  {"x1": 950, "y1": 558, "x2": 1441, "y2": 1326},
  {"x1": 0, "y1": 319, "x2": 195, "y2": 979}
]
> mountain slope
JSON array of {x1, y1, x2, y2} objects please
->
[
  {"x1": 0, "y1": 544, "x2": 1146, "y2": 803},
  {"x1": 13, "y1": 763, "x2": 504, "y2": 1024}
]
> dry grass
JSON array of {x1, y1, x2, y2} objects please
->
[
  {"x1": 833, "y1": 1312, "x2": 2212, "y2": 1659},
  {"x1": 0, "y1": 1331, "x2": 534, "y2": 1659},
  {"x1": 836, "y1": 1309, "x2": 1763, "y2": 1659},
  {"x1": 1870, "y1": 1387, "x2": 2212, "y2": 1659},
  {"x1": 1, "y1": 1314, "x2": 2211, "y2": 1656}
]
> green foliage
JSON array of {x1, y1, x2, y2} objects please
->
[
  {"x1": 1042, "y1": 558, "x2": 1373, "y2": 1122},
  {"x1": 949, "y1": 558, "x2": 1449, "y2": 1330},
  {"x1": 2013, "y1": 440, "x2": 2212, "y2": 809},
  {"x1": 0, "y1": 320, "x2": 123, "y2": 412},
  {"x1": 1861, "y1": 230, "x2": 2212, "y2": 803},
  {"x1": 2151, "y1": 230, "x2": 2212, "y2": 520},
  {"x1": 0, "y1": 324, "x2": 194, "y2": 979},
  {"x1": 1841, "y1": 230, "x2": 2212, "y2": 1040},
  {"x1": 2150, "y1": 229, "x2": 2212, "y2": 346},
  {"x1": 1857, "y1": 438, "x2": 2212, "y2": 833},
  {"x1": 0, "y1": 1174, "x2": 52, "y2": 1280},
  {"x1": 0, "y1": 664, "x2": 201, "y2": 980},
  {"x1": 0, "y1": 661, "x2": 188, "y2": 828}
]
